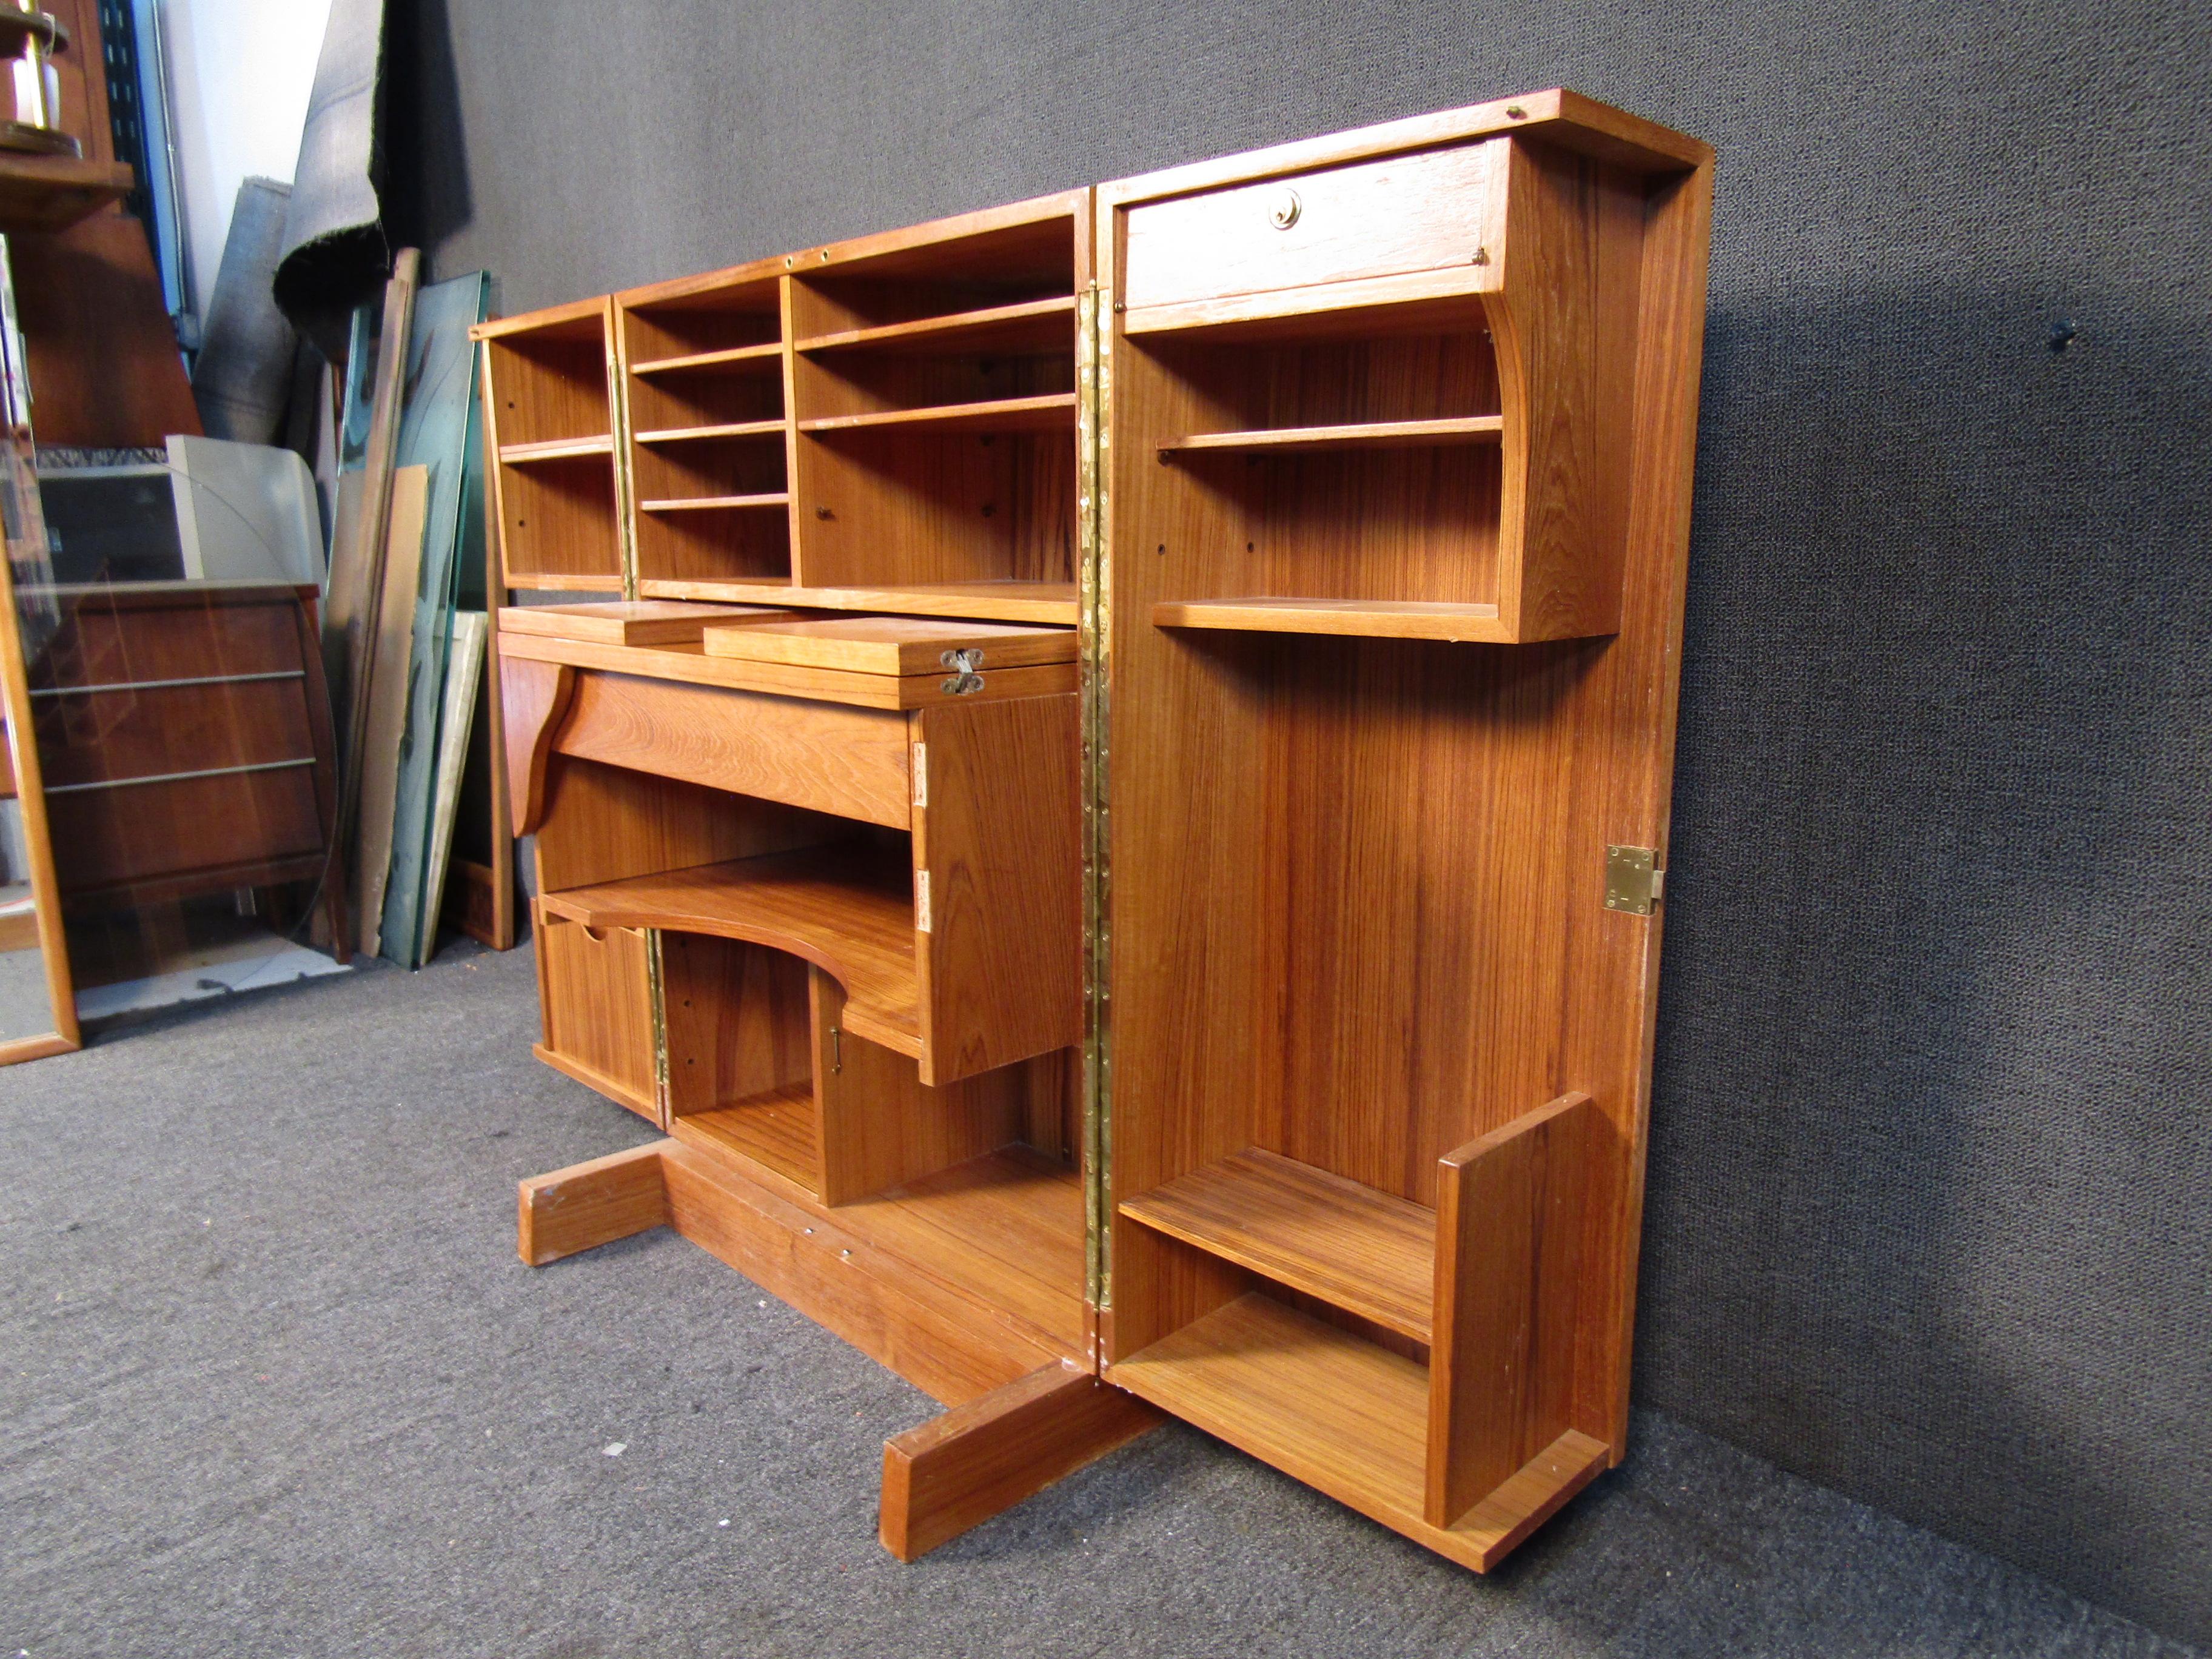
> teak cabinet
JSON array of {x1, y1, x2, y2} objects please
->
[{"x1": 484, "y1": 87, "x2": 1712, "y2": 1573}]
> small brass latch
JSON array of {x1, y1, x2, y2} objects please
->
[
  {"x1": 940, "y1": 648, "x2": 985, "y2": 695},
  {"x1": 1604, "y1": 845, "x2": 1664, "y2": 916}
]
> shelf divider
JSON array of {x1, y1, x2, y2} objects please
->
[
  {"x1": 1109, "y1": 1293, "x2": 1609, "y2": 1574},
  {"x1": 630, "y1": 341, "x2": 785, "y2": 377},
  {"x1": 634, "y1": 418, "x2": 788, "y2": 445},
  {"x1": 638, "y1": 492, "x2": 792, "y2": 514},
  {"x1": 798, "y1": 392, "x2": 1078, "y2": 437},
  {"x1": 1119, "y1": 1148, "x2": 1436, "y2": 1342},
  {"x1": 498, "y1": 434, "x2": 615, "y2": 464},
  {"x1": 1159, "y1": 415, "x2": 1503, "y2": 457},
  {"x1": 1151, "y1": 597, "x2": 1508, "y2": 642},
  {"x1": 634, "y1": 578, "x2": 1077, "y2": 626},
  {"x1": 796, "y1": 295, "x2": 1076, "y2": 357}
]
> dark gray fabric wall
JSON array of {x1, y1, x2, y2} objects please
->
[{"x1": 383, "y1": 0, "x2": 2212, "y2": 1643}]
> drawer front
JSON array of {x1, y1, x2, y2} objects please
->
[
  {"x1": 30, "y1": 597, "x2": 304, "y2": 694},
  {"x1": 33, "y1": 678, "x2": 315, "y2": 790},
  {"x1": 48, "y1": 766, "x2": 325, "y2": 895},
  {"x1": 536, "y1": 903, "x2": 659, "y2": 1121},
  {"x1": 556, "y1": 671, "x2": 911, "y2": 829},
  {"x1": 1122, "y1": 141, "x2": 1505, "y2": 313}
]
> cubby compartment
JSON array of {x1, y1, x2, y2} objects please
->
[
  {"x1": 615, "y1": 267, "x2": 796, "y2": 592},
  {"x1": 1135, "y1": 327, "x2": 1506, "y2": 635},
  {"x1": 784, "y1": 194, "x2": 1087, "y2": 622},
  {"x1": 480, "y1": 300, "x2": 624, "y2": 590},
  {"x1": 1121, "y1": 136, "x2": 1652, "y2": 643},
  {"x1": 791, "y1": 209, "x2": 1076, "y2": 341},
  {"x1": 624, "y1": 271, "x2": 783, "y2": 371},
  {"x1": 630, "y1": 432, "x2": 791, "y2": 589}
]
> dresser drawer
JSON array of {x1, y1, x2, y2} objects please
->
[{"x1": 1122, "y1": 141, "x2": 1506, "y2": 315}]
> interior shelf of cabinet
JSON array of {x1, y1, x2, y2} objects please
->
[
  {"x1": 637, "y1": 492, "x2": 791, "y2": 514},
  {"x1": 498, "y1": 434, "x2": 615, "y2": 464},
  {"x1": 1113, "y1": 1293, "x2": 1438, "y2": 1524},
  {"x1": 796, "y1": 295, "x2": 1077, "y2": 358},
  {"x1": 679, "y1": 1081, "x2": 820, "y2": 1190},
  {"x1": 538, "y1": 845, "x2": 920, "y2": 1057},
  {"x1": 504, "y1": 572, "x2": 626, "y2": 594},
  {"x1": 632, "y1": 577, "x2": 1077, "y2": 625},
  {"x1": 1119, "y1": 1148, "x2": 1436, "y2": 1341},
  {"x1": 634, "y1": 419, "x2": 788, "y2": 446},
  {"x1": 797, "y1": 392, "x2": 1077, "y2": 436},
  {"x1": 1158, "y1": 415, "x2": 1503, "y2": 457},
  {"x1": 629, "y1": 340, "x2": 785, "y2": 377},
  {"x1": 1151, "y1": 598, "x2": 1509, "y2": 642}
]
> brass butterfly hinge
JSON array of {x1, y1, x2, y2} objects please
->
[{"x1": 1604, "y1": 845, "x2": 1664, "y2": 916}]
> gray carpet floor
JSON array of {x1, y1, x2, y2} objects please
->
[{"x1": 0, "y1": 942, "x2": 2195, "y2": 1659}]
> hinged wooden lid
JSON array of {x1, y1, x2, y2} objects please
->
[
  {"x1": 497, "y1": 601, "x2": 791, "y2": 646},
  {"x1": 698, "y1": 615, "x2": 1076, "y2": 676}
]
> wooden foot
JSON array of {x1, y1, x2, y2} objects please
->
[
  {"x1": 879, "y1": 1359, "x2": 1163, "y2": 1561},
  {"x1": 518, "y1": 1143, "x2": 669, "y2": 1265}
]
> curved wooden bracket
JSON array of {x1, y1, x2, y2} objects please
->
[{"x1": 500, "y1": 656, "x2": 576, "y2": 837}]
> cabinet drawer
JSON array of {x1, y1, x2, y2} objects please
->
[
  {"x1": 1122, "y1": 141, "x2": 1505, "y2": 315},
  {"x1": 535, "y1": 902, "x2": 659, "y2": 1122}
]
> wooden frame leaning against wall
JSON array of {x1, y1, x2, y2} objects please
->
[{"x1": 481, "y1": 85, "x2": 1713, "y2": 1572}]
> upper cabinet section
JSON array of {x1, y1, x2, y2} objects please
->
[
  {"x1": 617, "y1": 262, "x2": 793, "y2": 598},
  {"x1": 1102, "y1": 90, "x2": 1711, "y2": 644},
  {"x1": 477, "y1": 299, "x2": 625, "y2": 593},
  {"x1": 785, "y1": 193, "x2": 1091, "y2": 626}
]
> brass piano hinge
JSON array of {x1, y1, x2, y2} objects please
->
[
  {"x1": 646, "y1": 927, "x2": 671, "y2": 1126},
  {"x1": 1076, "y1": 280, "x2": 1113, "y2": 1313}
]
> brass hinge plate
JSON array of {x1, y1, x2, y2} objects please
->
[{"x1": 1604, "y1": 845, "x2": 1663, "y2": 916}]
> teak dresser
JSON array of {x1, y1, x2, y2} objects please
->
[{"x1": 484, "y1": 88, "x2": 1712, "y2": 1572}]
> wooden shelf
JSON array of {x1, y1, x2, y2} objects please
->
[
  {"x1": 630, "y1": 341, "x2": 784, "y2": 376},
  {"x1": 504, "y1": 571, "x2": 626, "y2": 594},
  {"x1": 634, "y1": 419, "x2": 787, "y2": 445},
  {"x1": 498, "y1": 434, "x2": 615, "y2": 464},
  {"x1": 1110, "y1": 1293, "x2": 1609, "y2": 1572},
  {"x1": 797, "y1": 295, "x2": 1077, "y2": 357},
  {"x1": 1160, "y1": 416, "x2": 1503, "y2": 457},
  {"x1": 635, "y1": 577, "x2": 1077, "y2": 626},
  {"x1": 679, "y1": 1082, "x2": 819, "y2": 1191},
  {"x1": 540, "y1": 847, "x2": 920, "y2": 1057},
  {"x1": 637, "y1": 492, "x2": 791, "y2": 514},
  {"x1": 834, "y1": 1146, "x2": 1088, "y2": 1350},
  {"x1": 1151, "y1": 598, "x2": 1507, "y2": 642},
  {"x1": 798, "y1": 392, "x2": 1078, "y2": 437},
  {"x1": 1119, "y1": 1148, "x2": 1436, "y2": 1342},
  {"x1": 1114, "y1": 1294, "x2": 1433, "y2": 1531},
  {"x1": 0, "y1": 152, "x2": 134, "y2": 235}
]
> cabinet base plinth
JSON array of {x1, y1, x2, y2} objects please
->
[
  {"x1": 518, "y1": 1134, "x2": 1138, "y2": 1561},
  {"x1": 881, "y1": 1361, "x2": 1162, "y2": 1560}
]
